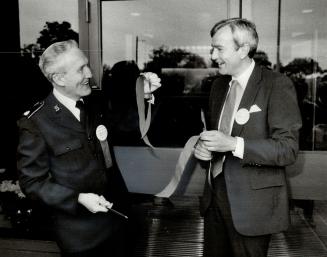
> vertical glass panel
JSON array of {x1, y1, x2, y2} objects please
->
[
  {"x1": 101, "y1": 0, "x2": 227, "y2": 147},
  {"x1": 19, "y1": 0, "x2": 78, "y2": 47},
  {"x1": 245, "y1": 0, "x2": 278, "y2": 70},
  {"x1": 280, "y1": 0, "x2": 327, "y2": 150},
  {"x1": 245, "y1": 0, "x2": 327, "y2": 151},
  {"x1": 18, "y1": 0, "x2": 79, "y2": 109}
]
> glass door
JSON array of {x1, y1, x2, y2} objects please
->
[
  {"x1": 78, "y1": 0, "x2": 236, "y2": 194},
  {"x1": 100, "y1": 0, "x2": 232, "y2": 147}
]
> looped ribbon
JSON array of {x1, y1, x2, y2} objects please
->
[
  {"x1": 156, "y1": 109, "x2": 207, "y2": 197},
  {"x1": 155, "y1": 135, "x2": 201, "y2": 197},
  {"x1": 136, "y1": 75, "x2": 154, "y2": 148}
]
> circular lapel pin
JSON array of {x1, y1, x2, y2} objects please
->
[
  {"x1": 96, "y1": 125, "x2": 108, "y2": 141},
  {"x1": 235, "y1": 108, "x2": 250, "y2": 125}
]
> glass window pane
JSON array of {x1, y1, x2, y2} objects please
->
[
  {"x1": 248, "y1": 0, "x2": 278, "y2": 70},
  {"x1": 18, "y1": 0, "x2": 78, "y2": 110},
  {"x1": 246, "y1": 0, "x2": 327, "y2": 151},
  {"x1": 19, "y1": 0, "x2": 78, "y2": 47},
  {"x1": 280, "y1": 0, "x2": 327, "y2": 150},
  {"x1": 101, "y1": 0, "x2": 227, "y2": 147}
]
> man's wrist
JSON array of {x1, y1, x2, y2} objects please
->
[
  {"x1": 78, "y1": 193, "x2": 86, "y2": 204},
  {"x1": 232, "y1": 137, "x2": 244, "y2": 159},
  {"x1": 231, "y1": 136, "x2": 237, "y2": 151}
]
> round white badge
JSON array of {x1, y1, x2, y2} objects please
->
[
  {"x1": 235, "y1": 108, "x2": 250, "y2": 125},
  {"x1": 96, "y1": 125, "x2": 108, "y2": 141}
]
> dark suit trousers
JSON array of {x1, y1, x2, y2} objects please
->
[{"x1": 203, "y1": 174, "x2": 271, "y2": 257}]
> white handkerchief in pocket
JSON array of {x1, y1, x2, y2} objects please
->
[{"x1": 249, "y1": 104, "x2": 261, "y2": 113}]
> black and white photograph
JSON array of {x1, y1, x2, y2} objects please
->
[{"x1": 0, "y1": 0, "x2": 327, "y2": 256}]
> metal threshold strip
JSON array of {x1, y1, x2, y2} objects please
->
[
  {"x1": 132, "y1": 196, "x2": 327, "y2": 257},
  {"x1": 269, "y1": 212, "x2": 327, "y2": 257}
]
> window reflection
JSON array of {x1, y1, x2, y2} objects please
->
[
  {"x1": 101, "y1": 0, "x2": 226, "y2": 147},
  {"x1": 102, "y1": 0, "x2": 327, "y2": 149},
  {"x1": 279, "y1": 0, "x2": 327, "y2": 150},
  {"x1": 250, "y1": 0, "x2": 327, "y2": 151}
]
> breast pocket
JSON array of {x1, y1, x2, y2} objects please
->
[
  {"x1": 50, "y1": 138, "x2": 92, "y2": 181},
  {"x1": 52, "y1": 139, "x2": 82, "y2": 156}
]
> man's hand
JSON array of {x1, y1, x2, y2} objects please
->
[
  {"x1": 142, "y1": 72, "x2": 161, "y2": 100},
  {"x1": 78, "y1": 193, "x2": 113, "y2": 213},
  {"x1": 194, "y1": 139, "x2": 213, "y2": 161},
  {"x1": 199, "y1": 130, "x2": 237, "y2": 153}
]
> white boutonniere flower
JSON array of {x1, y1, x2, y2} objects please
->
[{"x1": 141, "y1": 72, "x2": 161, "y2": 104}]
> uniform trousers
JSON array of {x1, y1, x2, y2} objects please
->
[
  {"x1": 61, "y1": 223, "x2": 127, "y2": 257},
  {"x1": 203, "y1": 174, "x2": 271, "y2": 257}
]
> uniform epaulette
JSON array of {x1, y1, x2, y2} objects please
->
[{"x1": 23, "y1": 101, "x2": 45, "y2": 119}]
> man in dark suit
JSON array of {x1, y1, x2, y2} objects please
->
[
  {"x1": 194, "y1": 18, "x2": 302, "y2": 257},
  {"x1": 17, "y1": 40, "x2": 130, "y2": 257}
]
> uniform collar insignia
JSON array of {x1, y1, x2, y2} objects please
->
[{"x1": 54, "y1": 104, "x2": 60, "y2": 112}]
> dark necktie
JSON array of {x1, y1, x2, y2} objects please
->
[
  {"x1": 75, "y1": 100, "x2": 86, "y2": 128},
  {"x1": 211, "y1": 80, "x2": 240, "y2": 178}
]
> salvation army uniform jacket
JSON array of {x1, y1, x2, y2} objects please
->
[{"x1": 17, "y1": 92, "x2": 129, "y2": 252}]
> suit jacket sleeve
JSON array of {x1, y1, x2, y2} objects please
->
[
  {"x1": 242, "y1": 74, "x2": 302, "y2": 167},
  {"x1": 17, "y1": 118, "x2": 79, "y2": 215}
]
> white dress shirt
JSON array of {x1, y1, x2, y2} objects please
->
[
  {"x1": 53, "y1": 88, "x2": 81, "y2": 121},
  {"x1": 219, "y1": 60, "x2": 255, "y2": 159}
]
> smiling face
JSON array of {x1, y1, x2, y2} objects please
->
[
  {"x1": 55, "y1": 48, "x2": 92, "y2": 100},
  {"x1": 210, "y1": 26, "x2": 244, "y2": 77}
]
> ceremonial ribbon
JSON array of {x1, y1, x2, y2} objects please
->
[
  {"x1": 96, "y1": 125, "x2": 113, "y2": 169},
  {"x1": 155, "y1": 135, "x2": 200, "y2": 197},
  {"x1": 99, "y1": 140, "x2": 113, "y2": 169},
  {"x1": 136, "y1": 75, "x2": 154, "y2": 148}
]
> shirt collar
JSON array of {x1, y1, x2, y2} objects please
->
[
  {"x1": 53, "y1": 88, "x2": 79, "y2": 111},
  {"x1": 231, "y1": 59, "x2": 255, "y2": 90}
]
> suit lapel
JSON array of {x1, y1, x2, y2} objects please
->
[
  {"x1": 232, "y1": 64, "x2": 263, "y2": 136},
  {"x1": 46, "y1": 93, "x2": 84, "y2": 133}
]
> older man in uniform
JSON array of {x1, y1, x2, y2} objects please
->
[{"x1": 17, "y1": 40, "x2": 160, "y2": 257}]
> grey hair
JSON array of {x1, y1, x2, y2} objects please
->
[
  {"x1": 39, "y1": 40, "x2": 79, "y2": 82},
  {"x1": 210, "y1": 18, "x2": 259, "y2": 58}
]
